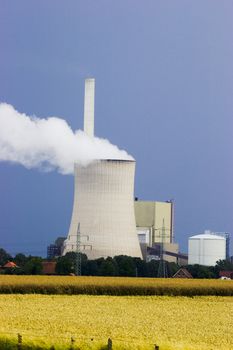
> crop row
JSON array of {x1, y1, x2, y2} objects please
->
[{"x1": 0, "y1": 275, "x2": 232, "y2": 296}]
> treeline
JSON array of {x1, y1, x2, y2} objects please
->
[
  {"x1": 1, "y1": 248, "x2": 179, "y2": 277},
  {"x1": 56, "y1": 253, "x2": 179, "y2": 277},
  {"x1": 0, "y1": 249, "x2": 43, "y2": 275},
  {"x1": 55, "y1": 253, "x2": 233, "y2": 278},
  {"x1": 1, "y1": 247, "x2": 233, "y2": 278}
]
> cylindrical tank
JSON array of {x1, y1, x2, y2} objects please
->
[
  {"x1": 188, "y1": 233, "x2": 226, "y2": 266},
  {"x1": 63, "y1": 159, "x2": 142, "y2": 259}
]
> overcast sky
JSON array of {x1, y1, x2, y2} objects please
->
[{"x1": 0, "y1": 0, "x2": 232, "y2": 256}]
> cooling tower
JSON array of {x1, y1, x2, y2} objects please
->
[{"x1": 63, "y1": 159, "x2": 142, "y2": 259}]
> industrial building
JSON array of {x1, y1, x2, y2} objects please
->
[
  {"x1": 188, "y1": 232, "x2": 226, "y2": 266},
  {"x1": 134, "y1": 199, "x2": 184, "y2": 263},
  {"x1": 134, "y1": 200, "x2": 174, "y2": 245},
  {"x1": 47, "y1": 237, "x2": 66, "y2": 259},
  {"x1": 146, "y1": 243, "x2": 188, "y2": 265}
]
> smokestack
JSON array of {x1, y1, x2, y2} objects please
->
[{"x1": 83, "y1": 78, "x2": 95, "y2": 137}]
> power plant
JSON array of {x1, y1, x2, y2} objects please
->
[
  {"x1": 63, "y1": 78, "x2": 231, "y2": 266},
  {"x1": 62, "y1": 79, "x2": 142, "y2": 259}
]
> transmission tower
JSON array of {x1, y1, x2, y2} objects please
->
[
  {"x1": 76, "y1": 223, "x2": 82, "y2": 276},
  {"x1": 66, "y1": 222, "x2": 91, "y2": 276},
  {"x1": 75, "y1": 223, "x2": 91, "y2": 276},
  {"x1": 157, "y1": 219, "x2": 168, "y2": 278}
]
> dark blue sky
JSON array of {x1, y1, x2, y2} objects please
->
[{"x1": 0, "y1": 1, "x2": 232, "y2": 256}]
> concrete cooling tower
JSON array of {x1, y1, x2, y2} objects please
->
[{"x1": 63, "y1": 159, "x2": 142, "y2": 259}]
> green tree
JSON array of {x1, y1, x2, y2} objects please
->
[
  {"x1": 56, "y1": 256, "x2": 74, "y2": 275},
  {"x1": 0, "y1": 248, "x2": 12, "y2": 266},
  {"x1": 167, "y1": 262, "x2": 179, "y2": 277},
  {"x1": 114, "y1": 255, "x2": 136, "y2": 276},
  {"x1": 24, "y1": 257, "x2": 43, "y2": 275},
  {"x1": 211, "y1": 259, "x2": 233, "y2": 278},
  {"x1": 14, "y1": 253, "x2": 27, "y2": 267},
  {"x1": 186, "y1": 264, "x2": 215, "y2": 279},
  {"x1": 146, "y1": 260, "x2": 160, "y2": 277},
  {"x1": 215, "y1": 259, "x2": 233, "y2": 271},
  {"x1": 133, "y1": 257, "x2": 147, "y2": 277},
  {"x1": 86, "y1": 260, "x2": 98, "y2": 275},
  {"x1": 98, "y1": 257, "x2": 119, "y2": 276}
]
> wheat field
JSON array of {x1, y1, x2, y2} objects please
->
[
  {"x1": 0, "y1": 294, "x2": 232, "y2": 350},
  {"x1": 0, "y1": 275, "x2": 233, "y2": 295}
]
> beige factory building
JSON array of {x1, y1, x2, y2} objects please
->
[
  {"x1": 134, "y1": 200, "x2": 174, "y2": 245},
  {"x1": 134, "y1": 200, "x2": 187, "y2": 264}
]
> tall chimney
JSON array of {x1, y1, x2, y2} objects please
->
[{"x1": 83, "y1": 78, "x2": 95, "y2": 137}]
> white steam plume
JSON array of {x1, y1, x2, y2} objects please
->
[{"x1": 0, "y1": 103, "x2": 133, "y2": 175}]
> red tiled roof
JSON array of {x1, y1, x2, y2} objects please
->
[{"x1": 4, "y1": 261, "x2": 18, "y2": 268}]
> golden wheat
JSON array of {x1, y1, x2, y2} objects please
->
[
  {"x1": 0, "y1": 294, "x2": 232, "y2": 350},
  {"x1": 0, "y1": 275, "x2": 233, "y2": 296}
]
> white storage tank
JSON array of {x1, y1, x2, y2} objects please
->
[{"x1": 188, "y1": 233, "x2": 226, "y2": 266}]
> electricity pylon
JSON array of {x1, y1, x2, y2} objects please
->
[
  {"x1": 76, "y1": 223, "x2": 82, "y2": 276},
  {"x1": 75, "y1": 223, "x2": 91, "y2": 276},
  {"x1": 157, "y1": 219, "x2": 168, "y2": 278}
]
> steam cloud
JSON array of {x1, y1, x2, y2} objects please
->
[{"x1": 0, "y1": 103, "x2": 133, "y2": 174}]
